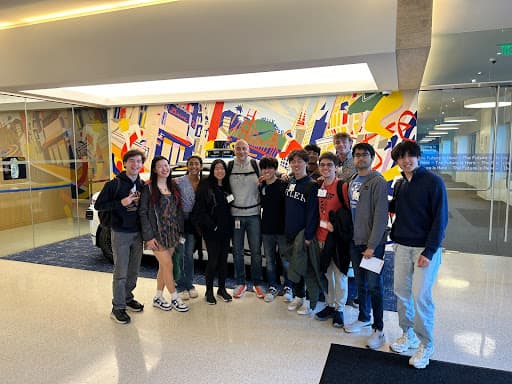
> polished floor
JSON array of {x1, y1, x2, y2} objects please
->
[{"x1": 1, "y1": 244, "x2": 511, "y2": 383}]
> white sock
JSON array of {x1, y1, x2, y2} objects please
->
[
  {"x1": 156, "y1": 290, "x2": 163, "y2": 299},
  {"x1": 171, "y1": 291, "x2": 179, "y2": 300}
]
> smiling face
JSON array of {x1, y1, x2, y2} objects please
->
[
  {"x1": 397, "y1": 153, "x2": 419, "y2": 176},
  {"x1": 153, "y1": 159, "x2": 170, "y2": 179},
  {"x1": 123, "y1": 155, "x2": 143, "y2": 178},
  {"x1": 261, "y1": 166, "x2": 277, "y2": 182},
  {"x1": 187, "y1": 157, "x2": 202, "y2": 176},
  {"x1": 334, "y1": 138, "x2": 352, "y2": 158},
  {"x1": 213, "y1": 162, "x2": 226, "y2": 182},
  {"x1": 289, "y1": 155, "x2": 307, "y2": 178},
  {"x1": 234, "y1": 140, "x2": 249, "y2": 162},
  {"x1": 319, "y1": 159, "x2": 336, "y2": 179}
]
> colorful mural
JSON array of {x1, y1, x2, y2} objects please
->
[{"x1": 110, "y1": 91, "x2": 417, "y2": 182}]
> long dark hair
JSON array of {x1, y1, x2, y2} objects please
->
[
  {"x1": 149, "y1": 156, "x2": 180, "y2": 207},
  {"x1": 206, "y1": 159, "x2": 231, "y2": 192}
]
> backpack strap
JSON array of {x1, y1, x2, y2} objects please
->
[
  {"x1": 227, "y1": 159, "x2": 260, "y2": 177},
  {"x1": 336, "y1": 180, "x2": 350, "y2": 209}
]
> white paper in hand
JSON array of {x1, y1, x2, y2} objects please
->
[{"x1": 360, "y1": 257, "x2": 384, "y2": 274}]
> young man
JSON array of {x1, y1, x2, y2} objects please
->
[
  {"x1": 284, "y1": 149, "x2": 325, "y2": 315},
  {"x1": 389, "y1": 140, "x2": 448, "y2": 369},
  {"x1": 259, "y1": 156, "x2": 292, "y2": 303},
  {"x1": 95, "y1": 149, "x2": 146, "y2": 324},
  {"x1": 228, "y1": 139, "x2": 264, "y2": 299},
  {"x1": 304, "y1": 143, "x2": 321, "y2": 181},
  {"x1": 313, "y1": 152, "x2": 348, "y2": 328},
  {"x1": 333, "y1": 132, "x2": 356, "y2": 181},
  {"x1": 343, "y1": 143, "x2": 388, "y2": 350}
]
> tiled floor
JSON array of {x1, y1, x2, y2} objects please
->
[{"x1": 0, "y1": 246, "x2": 511, "y2": 383}]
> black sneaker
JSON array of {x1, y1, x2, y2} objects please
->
[
  {"x1": 217, "y1": 288, "x2": 233, "y2": 302},
  {"x1": 206, "y1": 290, "x2": 217, "y2": 305},
  {"x1": 315, "y1": 305, "x2": 335, "y2": 321},
  {"x1": 126, "y1": 299, "x2": 144, "y2": 312},
  {"x1": 110, "y1": 309, "x2": 131, "y2": 324},
  {"x1": 346, "y1": 298, "x2": 359, "y2": 308},
  {"x1": 332, "y1": 311, "x2": 344, "y2": 328}
]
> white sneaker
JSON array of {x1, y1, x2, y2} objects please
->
[
  {"x1": 409, "y1": 344, "x2": 434, "y2": 369},
  {"x1": 171, "y1": 297, "x2": 189, "y2": 312},
  {"x1": 188, "y1": 287, "x2": 198, "y2": 299},
  {"x1": 367, "y1": 329, "x2": 385, "y2": 349},
  {"x1": 179, "y1": 291, "x2": 190, "y2": 301},
  {"x1": 282, "y1": 287, "x2": 293, "y2": 303},
  {"x1": 264, "y1": 287, "x2": 278, "y2": 303},
  {"x1": 287, "y1": 297, "x2": 304, "y2": 311},
  {"x1": 344, "y1": 319, "x2": 372, "y2": 333},
  {"x1": 390, "y1": 331, "x2": 420, "y2": 353},
  {"x1": 297, "y1": 300, "x2": 313, "y2": 315},
  {"x1": 153, "y1": 296, "x2": 172, "y2": 311}
]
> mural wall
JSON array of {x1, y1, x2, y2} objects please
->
[{"x1": 110, "y1": 91, "x2": 417, "y2": 183}]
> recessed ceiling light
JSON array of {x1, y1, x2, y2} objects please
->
[
  {"x1": 444, "y1": 116, "x2": 478, "y2": 123},
  {"x1": 23, "y1": 63, "x2": 378, "y2": 105},
  {"x1": 464, "y1": 98, "x2": 512, "y2": 109},
  {"x1": 434, "y1": 124, "x2": 459, "y2": 130},
  {"x1": 428, "y1": 131, "x2": 448, "y2": 135}
]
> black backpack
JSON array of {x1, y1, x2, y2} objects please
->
[
  {"x1": 227, "y1": 159, "x2": 260, "y2": 177},
  {"x1": 98, "y1": 178, "x2": 121, "y2": 229}
]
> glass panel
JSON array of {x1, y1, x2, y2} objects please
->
[{"x1": 418, "y1": 87, "x2": 511, "y2": 256}]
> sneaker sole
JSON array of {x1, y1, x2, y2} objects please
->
[
  {"x1": 206, "y1": 300, "x2": 217, "y2": 305},
  {"x1": 217, "y1": 294, "x2": 232, "y2": 302},
  {"x1": 153, "y1": 303, "x2": 172, "y2": 311},
  {"x1": 110, "y1": 313, "x2": 130, "y2": 324},
  {"x1": 314, "y1": 315, "x2": 331, "y2": 321},
  {"x1": 173, "y1": 306, "x2": 190, "y2": 312},
  {"x1": 332, "y1": 323, "x2": 344, "y2": 328},
  {"x1": 390, "y1": 341, "x2": 420, "y2": 353},
  {"x1": 410, "y1": 360, "x2": 430, "y2": 369},
  {"x1": 126, "y1": 307, "x2": 144, "y2": 313},
  {"x1": 367, "y1": 340, "x2": 385, "y2": 349}
]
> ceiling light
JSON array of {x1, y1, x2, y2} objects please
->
[
  {"x1": 0, "y1": 1, "x2": 179, "y2": 30},
  {"x1": 434, "y1": 124, "x2": 459, "y2": 130},
  {"x1": 464, "y1": 98, "x2": 512, "y2": 109},
  {"x1": 23, "y1": 63, "x2": 378, "y2": 105},
  {"x1": 444, "y1": 116, "x2": 478, "y2": 123},
  {"x1": 428, "y1": 131, "x2": 448, "y2": 135}
]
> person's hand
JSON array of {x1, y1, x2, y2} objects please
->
[
  {"x1": 417, "y1": 255, "x2": 430, "y2": 267},
  {"x1": 146, "y1": 238, "x2": 159, "y2": 251},
  {"x1": 305, "y1": 239, "x2": 311, "y2": 246},
  {"x1": 121, "y1": 191, "x2": 140, "y2": 206},
  {"x1": 326, "y1": 222, "x2": 334, "y2": 232},
  {"x1": 362, "y1": 248, "x2": 374, "y2": 259}
]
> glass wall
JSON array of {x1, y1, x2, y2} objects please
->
[
  {"x1": 0, "y1": 94, "x2": 109, "y2": 256},
  {"x1": 417, "y1": 86, "x2": 511, "y2": 256}
]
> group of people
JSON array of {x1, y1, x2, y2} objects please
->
[{"x1": 94, "y1": 132, "x2": 447, "y2": 370}]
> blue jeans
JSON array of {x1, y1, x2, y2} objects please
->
[
  {"x1": 232, "y1": 215, "x2": 263, "y2": 285},
  {"x1": 111, "y1": 230, "x2": 143, "y2": 310},
  {"x1": 393, "y1": 244, "x2": 442, "y2": 348},
  {"x1": 262, "y1": 234, "x2": 292, "y2": 288},
  {"x1": 177, "y1": 232, "x2": 196, "y2": 292},
  {"x1": 350, "y1": 242, "x2": 384, "y2": 331}
]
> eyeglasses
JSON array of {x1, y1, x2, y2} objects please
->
[
  {"x1": 354, "y1": 152, "x2": 371, "y2": 158},
  {"x1": 319, "y1": 163, "x2": 335, "y2": 167}
]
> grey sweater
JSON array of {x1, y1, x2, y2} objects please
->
[{"x1": 350, "y1": 171, "x2": 389, "y2": 249}]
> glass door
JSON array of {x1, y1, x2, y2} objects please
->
[{"x1": 417, "y1": 86, "x2": 511, "y2": 256}]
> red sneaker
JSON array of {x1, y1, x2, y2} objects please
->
[{"x1": 253, "y1": 285, "x2": 264, "y2": 299}]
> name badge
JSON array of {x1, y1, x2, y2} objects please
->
[
  {"x1": 353, "y1": 191, "x2": 360, "y2": 201},
  {"x1": 320, "y1": 220, "x2": 329, "y2": 229},
  {"x1": 235, "y1": 219, "x2": 241, "y2": 229},
  {"x1": 317, "y1": 189, "x2": 327, "y2": 198},
  {"x1": 226, "y1": 194, "x2": 234, "y2": 203}
]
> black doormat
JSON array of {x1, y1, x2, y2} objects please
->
[
  {"x1": 319, "y1": 344, "x2": 512, "y2": 384},
  {"x1": 3, "y1": 235, "x2": 397, "y2": 311}
]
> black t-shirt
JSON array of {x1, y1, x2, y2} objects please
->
[{"x1": 259, "y1": 178, "x2": 287, "y2": 235}]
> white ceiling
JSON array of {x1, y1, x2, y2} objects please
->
[{"x1": 0, "y1": 0, "x2": 511, "y2": 107}]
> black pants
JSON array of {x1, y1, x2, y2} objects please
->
[{"x1": 205, "y1": 236, "x2": 230, "y2": 291}]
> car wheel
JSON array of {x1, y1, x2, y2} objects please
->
[{"x1": 97, "y1": 227, "x2": 114, "y2": 263}]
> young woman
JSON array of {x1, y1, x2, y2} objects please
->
[
  {"x1": 192, "y1": 159, "x2": 234, "y2": 305},
  {"x1": 139, "y1": 156, "x2": 189, "y2": 312},
  {"x1": 175, "y1": 155, "x2": 203, "y2": 300}
]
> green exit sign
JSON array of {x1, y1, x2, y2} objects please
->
[{"x1": 500, "y1": 44, "x2": 512, "y2": 56}]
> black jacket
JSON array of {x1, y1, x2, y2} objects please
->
[{"x1": 94, "y1": 172, "x2": 144, "y2": 233}]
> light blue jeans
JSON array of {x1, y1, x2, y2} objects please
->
[
  {"x1": 232, "y1": 215, "x2": 263, "y2": 285},
  {"x1": 393, "y1": 244, "x2": 442, "y2": 348},
  {"x1": 111, "y1": 230, "x2": 143, "y2": 310},
  {"x1": 177, "y1": 232, "x2": 196, "y2": 292}
]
